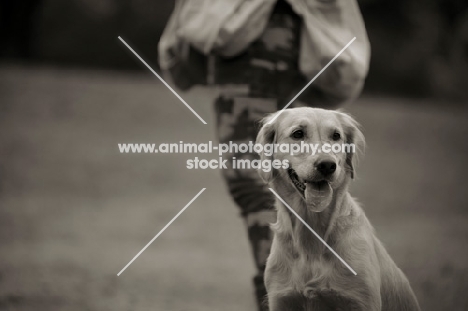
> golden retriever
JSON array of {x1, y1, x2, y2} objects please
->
[{"x1": 256, "y1": 107, "x2": 420, "y2": 311}]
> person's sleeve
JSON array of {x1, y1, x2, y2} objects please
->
[{"x1": 289, "y1": 0, "x2": 371, "y2": 106}]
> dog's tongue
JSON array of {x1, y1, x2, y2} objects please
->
[{"x1": 305, "y1": 181, "x2": 333, "y2": 212}]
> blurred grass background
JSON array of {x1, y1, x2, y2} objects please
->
[
  {"x1": 1, "y1": 0, "x2": 468, "y2": 310},
  {"x1": 0, "y1": 67, "x2": 467, "y2": 310}
]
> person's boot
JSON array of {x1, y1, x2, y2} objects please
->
[{"x1": 253, "y1": 275, "x2": 269, "y2": 311}]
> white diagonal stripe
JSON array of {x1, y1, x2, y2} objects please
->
[
  {"x1": 268, "y1": 188, "x2": 357, "y2": 275},
  {"x1": 117, "y1": 188, "x2": 206, "y2": 276},
  {"x1": 118, "y1": 36, "x2": 207, "y2": 125},
  {"x1": 268, "y1": 37, "x2": 356, "y2": 124}
]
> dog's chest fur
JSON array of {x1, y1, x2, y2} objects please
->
[{"x1": 270, "y1": 229, "x2": 335, "y2": 292}]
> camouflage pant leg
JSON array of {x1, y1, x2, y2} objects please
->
[{"x1": 214, "y1": 94, "x2": 278, "y2": 310}]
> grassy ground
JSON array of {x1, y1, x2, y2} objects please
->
[{"x1": 0, "y1": 66, "x2": 467, "y2": 310}]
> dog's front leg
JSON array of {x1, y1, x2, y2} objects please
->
[
  {"x1": 270, "y1": 293, "x2": 308, "y2": 311},
  {"x1": 303, "y1": 271, "x2": 381, "y2": 310}
]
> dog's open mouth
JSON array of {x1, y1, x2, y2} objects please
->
[
  {"x1": 288, "y1": 168, "x2": 333, "y2": 212},
  {"x1": 288, "y1": 169, "x2": 329, "y2": 194},
  {"x1": 288, "y1": 168, "x2": 306, "y2": 193}
]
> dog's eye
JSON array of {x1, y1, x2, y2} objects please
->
[
  {"x1": 332, "y1": 132, "x2": 341, "y2": 141},
  {"x1": 292, "y1": 130, "x2": 304, "y2": 139}
]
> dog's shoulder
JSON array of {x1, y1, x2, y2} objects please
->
[{"x1": 334, "y1": 195, "x2": 370, "y2": 231}]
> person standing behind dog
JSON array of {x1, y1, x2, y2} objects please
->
[{"x1": 159, "y1": 1, "x2": 370, "y2": 310}]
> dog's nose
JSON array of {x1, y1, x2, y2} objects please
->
[{"x1": 316, "y1": 160, "x2": 336, "y2": 176}]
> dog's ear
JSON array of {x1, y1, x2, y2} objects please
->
[
  {"x1": 255, "y1": 114, "x2": 277, "y2": 183},
  {"x1": 336, "y1": 111, "x2": 365, "y2": 179}
]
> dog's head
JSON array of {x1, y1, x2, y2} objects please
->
[{"x1": 256, "y1": 107, "x2": 365, "y2": 212}]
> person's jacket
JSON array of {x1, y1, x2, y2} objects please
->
[{"x1": 159, "y1": 0, "x2": 370, "y2": 103}]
